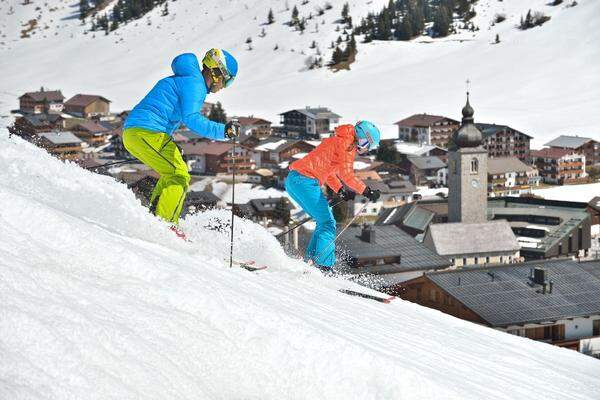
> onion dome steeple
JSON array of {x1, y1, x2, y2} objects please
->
[{"x1": 452, "y1": 92, "x2": 483, "y2": 148}]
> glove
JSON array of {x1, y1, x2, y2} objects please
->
[
  {"x1": 338, "y1": 187, "x2": 356, "y2": 201},
  {"x1": 224, "y1": 120, "x2": 241, "y2": 139},
  {"x1": 362, "y1": 186, "x2": 381, "y2": 202}
]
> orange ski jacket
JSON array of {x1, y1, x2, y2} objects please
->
[{"x1": 290, "y1": 124, "x2": 366, "y2": 194}]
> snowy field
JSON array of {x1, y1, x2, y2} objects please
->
[
  {"x1": 532, "y1": 182, "x2": 600, "y2": 203},
  {"x1": 2, "y1": 131, "x2": 600, "y2": 398},
  {"x1": 1, "y1": 0, "x2": 599, "y2": 148}
]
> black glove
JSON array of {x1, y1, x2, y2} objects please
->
[
  {"x1": 224, "y1": 120, "x2": 241, "y2": 139},
  {"x1": 362, "y1": 186, "x2": 381, "y2": 202},
  {"x1": 338, "y1": 187, "x2": 356, "y2": 201}
]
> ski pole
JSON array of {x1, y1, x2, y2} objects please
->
[
  {"x1": 83, "y1": 158, "x2": 138, "y2": 171},
  {"x1": 276, "y1": 198, "x2": 345, "y2": 239},
  {"x1": 310, "y1": 200, "x2": 370, "y2": 266},
  {"x1": 229, "y1": 136, "x2": 237, "y2": 269}
]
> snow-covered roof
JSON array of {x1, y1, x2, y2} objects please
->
[{"x1": 254, "y1": 139, "x2": 288, "y2": 152}]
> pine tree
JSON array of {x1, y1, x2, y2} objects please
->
[
  {"x1": 291, "y1": 5, "x2": 299, "y2": 26},
  {"x1": 268, "y1": 8, "x2": 274, "y2": 24},
  {"x1": 329, "y1": 46, "x2": 342, "y2": 66},
  {"x1": 298, "y1": 18, "x2": 306, "y2": 33},
  {"x1": 79, "y1": 0, "x2": 89, "y2": 20},
  {"x1": 395, "y1": 16, "x2": 412, "y2": 40},
  {"x1": 432, "y1": 5, "x2": 451, "y2": 37},
  {"x1": 275, "y1": 198, "x2": 291, "y2": 225},
  {"x1": 208, "y1": 102, "x2": 227, "y2": 123},
  {"x1": 341, "y1": 2, "x2": 350, "y2": 24},
  {"x1": 162, "y1": 2, "x2": 169, "y2": 17}
]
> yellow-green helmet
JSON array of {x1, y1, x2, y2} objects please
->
[{"x1": 202, "y1": 48, "x2": 238, "y2": 87}]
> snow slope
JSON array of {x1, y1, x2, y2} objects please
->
[
  {"x1": 1, "y1": 0, "x2": 599, "y2": 147},
  {"x1": 2, "y1": 132, "x2": 600, "y2": 398}
]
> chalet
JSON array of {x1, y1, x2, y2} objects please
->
[
  {"x1": 247, "y1": 169, "x2": 275, "y2": 186},
  {"x1": 487, "y1": 157, "x2": 540, "y2": 197},
  {"x1": 236, "y1": 116, "x2": 272, "y2": 139},
  {"x1": 424, "y1": 220, "x2": 521, "y2": 267},
  {"x1": 350, "y1": 178, "x2": 417, "y2": 218},
  {"x1": 394, "y1": 114, "x2": 459, "y2": 147},
  {"x1": 64, "y1": 94, "x2": 111, "y2": 118},
  {"x1": 13, "y1": 113, "x2": 64, "y2": 136},
  {"x1": 531, "y1": 148, "x2": 587, "y2": 184},
  {"x1": 394, "y1": 259, "x2": 600, "y2": 357},
  {"x1": 246, "y1": 197, "x2": 293, "y2": 226},
  {"x1": 394, "y1": 141, "x2": 448, "y2": 161},
  {"x1": 336, "y1": 224, "x2": 451, "y2": 285},
  {"x1": 183, "y1": 191, "x2": 222, "y2": 216},
  {"x1": 37, "y1": 131, "x2": 83, "y2": 160},
  {"x1": 475, "y1": 123, "x2": 532, "y2": 162},
  {"x1": 279, "y1": 107, "x2": 341, "y2": 138},
  {"x1": 545, "y1": 135, "x2": 600, "y2": 167},
  {"x1": 18, "y1": 88, "x2": 65, "y2": 114},
  {"x1": 254, "y1": 138, "x2": 316, "y2": 169},
  {"x1": 181, "y1": 142, "x2": 256, "y2": 175},
  {"x1": 407, "y1": 156, "x2": 447, "y2": 186},
  {"x1": 71, "y1": 121, "x2": 111, "y2": 145}
]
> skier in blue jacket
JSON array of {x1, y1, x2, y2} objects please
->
[{"x1": 123, "y1": 49, "x2": 240, "y2": 235}]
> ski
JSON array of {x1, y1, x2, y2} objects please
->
[
  {"x1": 339, "y1": 289, "x2": 395, "y2": 304},
  {"x1": 227, "y1": 259, "x2": 268, "y2": 272}
]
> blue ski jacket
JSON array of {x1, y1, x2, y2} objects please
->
[{"x1": 124, "y1": 53, "x2": 225, "y2": 140}]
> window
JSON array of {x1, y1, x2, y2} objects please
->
[
  {"x1": 559, "y1": 243, "x2": 563, "y2": 255},
  {"x1": 578, "y1": 227, "x2": 583, "y2": 249},
  {"x1": 470, "y1": 158, "x2": 479, "y2": 174},
  {"x1": 430, "y1": 289, "x2": 437, "y2": 302},
  {"x1": 474, "y1": 257, "x2": 478, "y2": 264},
  {"x1": 462, "y1": 258, "x2": 467, "y2": 266},
  {"x1": 594, "y1": 320, "x2": 600, "y2": 336},
  {"x1": 500, "y1": 256, "x2": 504, "y2": 263},
  {"x1": 416, "y1": 288, "x2": 422, "y2": 301},
  {"x1": 486, "y1": 256, "x2": 490, "y2": 264},
  {"x1": 568, "y1": 235, "x2": 573, "y2": 253}
]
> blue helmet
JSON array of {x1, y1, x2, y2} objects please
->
[{"x1": 355, "y1": 120, "x2": 381, "y2": 149}]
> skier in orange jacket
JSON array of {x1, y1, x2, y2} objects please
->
[{"x1": 285, "y1": 121, "x2": 382, "y2": 272}]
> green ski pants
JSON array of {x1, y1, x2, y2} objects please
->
[{"x1": 123, "y1": 127, "x2": 190, "y2": 224}]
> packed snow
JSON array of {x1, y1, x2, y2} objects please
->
[
  {"x1": 2, "y1": 131, "x2": 600, "y2": 399},
  {"x1": 1, "y1": 0, "x2": 599, "y2": 147},
  {"x1": 532, "y1": 182, "x2": 600, "y2": 203}
]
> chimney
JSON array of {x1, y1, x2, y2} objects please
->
[
  {"x1": 549, "y1": 280, "x2": 554, "y2": 294},
  {"x1": 360, "y1": 224, "x2": 376, "y2": 244},
  {"x1": 533, "y1": 268, "x2": 547, "y2": 285}
]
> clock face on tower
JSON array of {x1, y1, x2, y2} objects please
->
[{"x1": 471, "y1": 179, "x2": 479, "y2": 188}]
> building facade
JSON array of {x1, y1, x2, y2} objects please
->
[
  {"x1": 545, "y1": 135, "x2": 600, "y2": 167},
  {"x1": 18, "y1": 89, "x2": 65, "y2": 114},
  {"x1": 531, "y1": 148, "x2": 587, "y2": 184},
  {"x1": 475, "y1": 124, "x2": 532, "y2": 162},
  {"x1": 487, "y1": 157, "x2": 539, "y2": 197},
  {"x1": 64, "y1": 94, "x2": 111, "y2": 118},
  {"x1": 394, "y1": 114, "x2": 459, "y2": 147},
  {"x1": 279, "y1": 107, "x2": 341, "y2": 138},
  {"x1": 393, "y1": 259, "x2": 600, "y2": 358}
]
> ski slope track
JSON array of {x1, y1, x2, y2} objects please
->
[
  {"x1": 1, "y1": 0, "x2": 599, "y2": 146},
  {"x1": 2, "y1": 133, "x2": 600, "y2": 398}
]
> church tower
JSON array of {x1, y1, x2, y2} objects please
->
[{"x1": 448, "y1": 93, "x2": 487, "y2": 223}]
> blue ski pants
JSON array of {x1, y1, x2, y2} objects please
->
[{"x1": 285, "y1": 170, "x2": 336, "y2": 268}]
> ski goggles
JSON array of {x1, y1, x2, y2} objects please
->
[
  {"x1": 357, "y1": 138, "x2": 371, "y2": 151},
  {"x1": 205, "y1": 50, "x2": 234, "y2": 87}
]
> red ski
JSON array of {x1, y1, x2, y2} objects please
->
[{"x1": 227, "y1": 259, "x2": 268, "y2": 272}]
